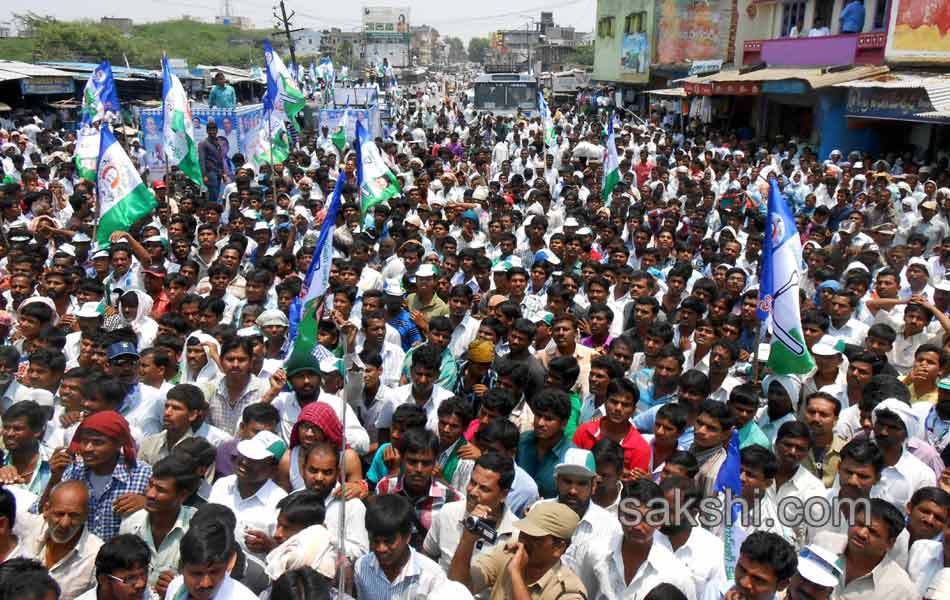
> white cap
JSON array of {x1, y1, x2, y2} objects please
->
[
  {"x1": 564, "y1": 217, "x2": 580, "y2": 228},
  {"x1": 72, "y1": 232, "x2": 92, "y2": 243},
  {"x1": 237, "y1": 326, "x2": 263, "y2": 338},
  {"x1": 256, "y1": 309, "x2": 289, "y2": 328},
  {"x1": 24, "y1": 388, "x2": 55, "y2": 408},
  {"x1": 416, "y1": 264, "x2": 438, "y2": 278},
  {"x1": 236, "y1": 430, "x2": 287, "y2": 461},
  {"x1": 473, "y1": 186, "x2": 489, "y2": 201},
  {"x1": 811, "y1": 336, "x2": 844, "y2": 356},
  {"x1": 319, "y1": 357, "x2": 342, "y2": 375},
  {"x1": 384, "y1": 278, "x2": 406, "y2": 297},
  {"x1": 405, "y1": 214, "x2": 424, "y2": 228},
  {"x1": 56, "y1": 243, "x2": 76, "y2": 257},
  {"x1": 74, "y1": 302, "x2": 102, "y2": 319},
  {"x1": 555, "y1": 448, "x2": 597, "y2": 479},
  {"x1": 797, "y1": 545, "x2": 842, "y2": 588},
  {"x1": 576, "y1": 227, "x2": 593, "y2": 236},
  {"x1": 143, "y1": 235, "x2": 164, "y2": 244},
  {"x1": 253, "y1": 221, "x2": 270, "y2": 232}
]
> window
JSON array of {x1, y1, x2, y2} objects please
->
[
  {"x1": 597, "y1": 16, "x2": 615, "y2": 38},
  {"x1": 624, "y1": 12, "x2": 647, "y2": 34},
  {"x1": 873, "y1": 0, "x2": 890, "y2": 30},
  {"x1": 781, "y1": 1, "x2": 807, "y2": 36},
  {"x1": 813, "y1": 0, "x2": 835, "y2": 33}
]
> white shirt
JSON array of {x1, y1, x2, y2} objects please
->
[
  {"x1": 164, "y1": 574, "x2": 257, "y2": 600},
  {"x1": 422, "y1": 499, "x2": 517, "y2": 572},
  {"x1": 827, "y1": 317, "x2": 869, "y2": 346},
  {"x1": 376, "y1": 383, "x2": 455, "y2": 432},
  {"x1": 271, "y1": 391, "x2": 370, "y2": 455},
  {"x1": 448, "y1": 315, "x2": 481, "y2": 360},
  {"x1": 656, "y1": 527, "x2": 725, "y2": 600},
  {"x1": 207, "y1": 475, "x2": 287, "y2": 559},
  {"x1": 872, "y1": 447, "x2": 937, "y2": 509},
  {"x1": 774, "y1": 465, "x2": 827, "y2": 549},
  {"x1": 323, "y1": 488, "x2": 370, "y2": 562},
  {"x1": 570, "y1": 532, "x2": 698, "y2": 600},
  {"x1": 906, "y1": 539, "x2": 944, "y2": 596},
  {"x1": 562, "y1": 501, "x2": 622, "y2": 566}
]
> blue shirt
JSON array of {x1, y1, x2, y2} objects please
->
[
  {"x1": 33, "y1": 459, "x2": 152, "y2": 542},
  {"x1": 633, "y1": 368, "x2": 678, "y2": 411},
  {"x1": 516, "y1": 432, "x2": 573, "y2": 499},
  {"x1": 840, "y1": 0, "x2": 865, "y2": 33},
  {"x1": 633, "y1": 404, "x2": 694, "y2": 449},
  {"x1": 507, "y1": 464, "x2": 540, "y2": 517},
  {"x1": 208, "y1": 84, "x2": 237, "y2": 108},
  {"x1": 387, "y1": 308, "x2": 423, "y2": 352}
]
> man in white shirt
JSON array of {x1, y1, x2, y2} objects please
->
[
  {"x1": 164, "y1": 518, "x2": 259, "y2": 600},
  {"x1": 207, "y1": 430, "x2": 288, "y2": 561},
  {"x1": 569, "y1": 477, "x2": 697, "y2": 600},
  {"x1": 871, "y1": 399, "x2": 936, "y2": 509},
  {"x1": 376, "y1": 344, "x2": 454, "y2": 435}
]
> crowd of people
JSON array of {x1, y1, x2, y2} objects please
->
[{"x1": 0, "y1": 80, "x2": 947, "y2": 600}]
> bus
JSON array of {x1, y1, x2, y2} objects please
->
[{"x1": 472, "y1": 72, "x2": 539, "y2": 117}]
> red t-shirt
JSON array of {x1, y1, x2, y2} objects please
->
[{"x1": 573, "y1": 418, "x2": 651, "y2": 474}]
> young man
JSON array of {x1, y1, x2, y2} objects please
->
[
  {"x1": 448, "y1": 501, "x2": 585, "y2": 600},
  {"x1": 473, "y1": 417, "x2": 540, "y2": 518},
  {"x1": 434, "y1": 396, "x2": 475, "y2": 490},
  {"x1": 0, "y1": 400, "x2": 51, "y2": 496},
  {"x1": 516, "y1": 389, "x2": 575, "y2": 499},
  {"x1": 536, "y1": 314, "x2": 596, "y2": 398},
  {"x1": 38, "y1": 411, "x2": 152, "y2": 542},
  {"x1": 553, "y1": 448, "x2": 623, "y2": 564},
  {"x1": 802, "y1": 392, "x2": 848, "y2": 488},
  {"x1": 377, "y1": 344, "x2": 454, "y2": 437},
  {"x1": 705, "y1": 532, "x2": 798, "y2": 600},
  {"x1": 213, "y1": 403, "x2": 280, "y2": 479},
  {"x1": 772, "y1": 421, "x2": 827, "y2": 549},
  {"x1": 573, "y1": 378, "x2": 651, "y2": 476},
  {"x1": 355, "y1": 494, "x2": 447, "y2": 597},
  {"x1": 207, "y1": 430, "x2": 288, "y2": 560},
  {"x1": 78, "y1": 534, "x2": 154, "y2": 600},
  {"x1": 657, "y1": 476, "x2": 725, "y2": 599},
  {"x1": 299, "y1": 442, "x2": 369, "y2": 562},
  {"x1": 207, "y1": 337, "x2": 267, "y2": 435},
  {"x1": 375, "y1": 428, "x2": 462, "y2": 549},
  {"x1": 138, "y1": 383, "x2": 206, "y2": 466},
  {"x1": 692, "y1": 399, "x2": 736, "y2": 498},
  {"x1": 835, "y1": 498, "x2": 917, "y2": 598},
  {"x1": 163, "y1": 519, "x2": 258, "y2": 600},
  {"x1": 633, "y1": 344, "x2": 684, "y2": 412},
  {"x1": 727, "y1": 384, "x2": 772, "y2": 450},
  {"x1": 423, "y1": 452, "x2": 517, "y2": 571},
  {"x1": 871, "y1": 399, "x2": 937, "y2": 508},
  {"x1": 569, "y1": 478, "x2": 696, "y2": 600},
  {"x1": 117, "y1": 455, "x2": 197, "y2": 593}
]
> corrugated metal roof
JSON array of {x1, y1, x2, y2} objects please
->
[
  {"x1": 646, "y1": 87, "x2": 687, "y2": 97},
  {"x1": 836, "y1": 71, "x2": 950, "y2": 119},
  {"x1": 680, "y1": 65, "x2": 889, "y2": 89},
  {"x1": 0, "y1": 60, "x2": 75, "y2": 78}
]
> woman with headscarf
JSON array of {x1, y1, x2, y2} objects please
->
[
  {"x1": 179, "y1": 332, "x2": 223, "y2": 404},
  {"x1": 119, "y1": 290, "x2": 158, "y2": 351},
  {"x1": 756, "y1": 373, "x2": 804, "y2": 445},
  {"x1": 276, "y1": 402, "x2": 362, "y2": 494}
]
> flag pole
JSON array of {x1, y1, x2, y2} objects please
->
[
  {"x1": 751, "y1": 320, "x2": 763, "y2": 385},
  {"x1": 336, "y1": 312, "x2": 348, "y2": 597}
]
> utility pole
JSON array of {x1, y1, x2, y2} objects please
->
[{"x1": 274, "y1": 0, "x2": 304, "y2": 70}]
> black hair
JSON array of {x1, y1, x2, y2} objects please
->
[
  {"x1": 840, "y1": 438, "x2": 885, "y2": 474},
  {"x1": 728, "y1": 383, "x2": 760, "y2": 408},
  {"x1": 741, "y1": 445, "x2": 779, "y2": 479},
  {"x1": 0, "y1": 558, "x2": 60, "y2": 599},
  {"x1": 620, "y1": 478, "x2": 664, "y2": 505},
  {"x1": 167, "y1": 383, "x2": 207, "y2": 411},
  {"x1": 656, "y1": 402, "x2": 690, "y2": 432},
  {"x1": 437, "y1": 396, "x2": 475, "y2": 424},
  {"x1": 152, "y1": 454, "x2": 201, "y2": 495},
  {"x1": 391, "y1": 404, "x2": 427, "y2": 430},
  {"x1": 0, "y1": 488, "x2": 14, "y2": 528},
  {"x1": 642, "y1": 583, "x2": 688, "y2": 600},
  {"x1": 474, "y1": 451, "x2": 516, "y2": 490},
  {"x1": 27, "y1": 347, "x2": 66, "y2": 373},
  {"x1": 531, "y1": 388, "x2": 572, "y2": 422},
  {"x1": 475, "y1": 417, "x2": 520, "y2": 451},
  {"x1": 277, "y1": 490, "x2": 327, "y2": 527},
  {"x1": 698, "y1": 398, "x2": 736, "y2": 430},
  {"x1": 480, "y1": 388, "x2": 515, "y2": 415},
  {"x1": 400, "y1": 427, "x2": 440, "y2": 457},
  {"x1": 270, "y1": 568, "x2": 334, "y2": 600},
  {"x1": 95, "y1": 533, "x2": 152, "y2": 576},
  {"x1": 179, "y1": 518, "x2": 237, "y2": 566},
  {"x1": 738, "y1": 531, "x2": 798, "y2": 581},
  {"x1": 606, "y1": 377, "x2": 639, "y2": 404},
  {"x1": 909, "y1": 486, "x2": 950, "y2": 509},
  {"x1": 678, "y1": 369, "x2": 711, "y2": 396},
  {"x1": 860, "y1": 498, "x2": 906, "y2": 541},
  {"x1": 410, "y1": 343, "x2": 441, "y2": 372},
  {"x1": 242, "y1": 402, "x2": 280, "y2": 427},
  {"x1": 666, "y1": 451, "x2": 699, "y2": 478},
  {"x1": 171, "y1": 437, "x2": 217, "y2": 470},
  {"x1": 366, "y1": 494, "x2": 415, "y2": 537},
  {"x1": 3, "y1": 400, "x2": 46, "y2": 433},
  {"x1": 591, "y1": 438, "x2": 624, "y2": 475},
  {"x1": 776, "y1": 421, "x2": 813, "y2": 446},
  {"x1": 547, "y1": 355, "x2": 580, "y2": 389}
]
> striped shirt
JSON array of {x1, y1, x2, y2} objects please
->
[
  {"x1": 375, "y1": 476, "x2": 462, "y2": 549},
  {"x1": 354, "y1": 547, "x2": 447, "y2": 600}
]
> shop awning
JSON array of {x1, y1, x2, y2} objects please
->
[
  {"x1": 679, "y1": 65, "x2": 889, "y2": 96},
  {"x1": 835, "y1": 72, "x2": 950, "y2": 122},
  {"x1": 645, "y1": 87, "x2": 687, "y2": 97}
]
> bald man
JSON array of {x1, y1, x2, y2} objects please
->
[{"x1": 20, "y1": 480, "x2": 104, "y2": 599}]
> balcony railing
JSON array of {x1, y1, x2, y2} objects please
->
[{"x1": 742, "y1": 31, "x2": 886, "y2": 66}]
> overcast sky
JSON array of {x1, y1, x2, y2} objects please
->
[{"x1": 6, "y1": 0, "x2": 596, "y2": 41}]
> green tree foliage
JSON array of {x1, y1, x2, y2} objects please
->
[
  {"x1": 565, "y1": 44, "x2": 594, "y2": 67},
  {"x1": 467, "y1": 37, "x2": 491, "y2": 64},
  {"x1": 444, "y1": 37, "x2": 465, "y2": 62}
]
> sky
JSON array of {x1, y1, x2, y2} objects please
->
[{"x1": 5, "y1": 0, "x2": 596, "y2": 42}]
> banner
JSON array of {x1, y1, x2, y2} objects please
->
[
  {"x1": 886, "y1": 0, "x2": 950, "y2": 62},
  {"x1": 655, "y1": 0, "x2": 732, "y2": 64},
  {"x1": 621, "y1": 33, "x2": 650, "y2": 74},
  {"x1": 138, "y1": 105, "x2": 263, "y2": 181}
]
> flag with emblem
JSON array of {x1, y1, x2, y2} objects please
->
[
  {"x1": 96, "y1": 125, "x2": 156, "y2": 247},
  {"x1": 161, "y1": 56, "x2": 202, "y2": 187},
  {"x1": 757, "y1": 179, "x2": 815, "y2": 375},
  {"x1": 602, "y1": 114, "x2": 620, "y2": 203},
  {"x1": 263, "y1": 40, "x2": 306, "y2": 127},
  {"x1": 76, "y1": 61, "x2": 121, "y2": 181},
  {"x1": 538, "y1": 91, "x2": 556, "y2": 148},
  {"x1": 355, "y1": 118, "x2": 400, "y2": 218},
  {"x1": 331, "y1": 106, "x2": 349, "y2": 153}
]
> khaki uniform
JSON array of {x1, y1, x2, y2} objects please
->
[{"x1": 471, "y1": 545, "x2": 587, "y2": 600}]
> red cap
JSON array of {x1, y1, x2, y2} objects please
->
[{"x1": 152, "y1": 180, "x2": 167, "y2": 190}]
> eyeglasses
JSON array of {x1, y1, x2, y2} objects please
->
[{"x1": 105, "y1": 570, "x2": 149, "y2": 586}]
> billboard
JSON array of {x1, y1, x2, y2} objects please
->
[
  {"x1": 655, "y1": 0, "x2": 732, "y2": 64},
  {"x1": 363, "y1": 6, "x2": 410, "y2": 42},
  {"x1": 886, "y1": 0, "x2": 950, "y2": 63},
  {"x1": 366, "y1": 41, "x2": 410, "y2": 69},
  {"x1": 621, "y1": 33, "x2": 649, "y2": 74}
]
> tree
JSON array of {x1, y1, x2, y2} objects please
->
[
  {"x1": 565, "y1": 44, "x2": 594, "y2": 67},
  {"x1": 468, "y1": 37, "x2": 491, "y2": 63},
  {"x1": 444, "y1": 36, "x2": 466, "y2": 63}
]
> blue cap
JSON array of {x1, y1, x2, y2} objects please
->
[
  {"x1": 462, "y1": 209, "x2": 478, "y2": 222},
  {"x1": 107, "y1": 341, "x2": 139, "y2": 360}
]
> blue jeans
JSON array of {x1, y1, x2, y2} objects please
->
[{"x1": 206, "y1": 173, "x2": 221, "y2": 203}]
